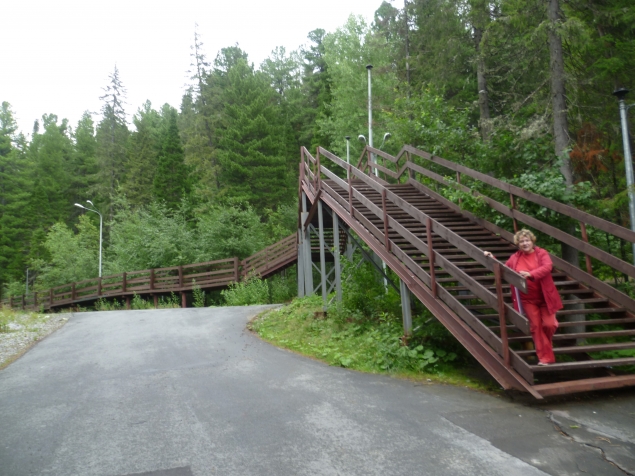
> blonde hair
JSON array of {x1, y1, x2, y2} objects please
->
[{"x1": 513, "y1": 228, "x2": 536, "y2": 245}]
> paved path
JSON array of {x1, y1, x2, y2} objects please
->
[{"x1": 1, "y1": 307, "x2": 634, "y2": 476}]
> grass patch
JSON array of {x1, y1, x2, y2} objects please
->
[{"x1": 249, "y1": 296, "x2": 500, "y2": 392}]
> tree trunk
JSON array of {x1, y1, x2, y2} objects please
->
[
  {"x1": 547, "y1": 0, "x2": 584, "y2": 335},
  {"x1": 474, "y1": 26, "x2": 491, "y2": 142},
  {"x1": 547, "y1": 0, "x2": 572, "y2": 183}
]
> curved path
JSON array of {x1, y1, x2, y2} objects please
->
[{"x1": 0, "y1": 307, "x2": 633, "y2": 476}]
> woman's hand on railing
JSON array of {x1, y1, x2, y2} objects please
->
[{"x1": 483, "y1": 251, "x2": 495, "y2": 259}]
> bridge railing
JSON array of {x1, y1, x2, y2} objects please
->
[
  {"x1": 354, "y1": 144, "x2": 635, "y2": 282},
  {"x1": 1, "y1": 235, "x2": 297, "y2": 311}
]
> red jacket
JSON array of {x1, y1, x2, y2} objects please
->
[{"x1": 505, "y1": 246, "x2": 563, "y2": 315}]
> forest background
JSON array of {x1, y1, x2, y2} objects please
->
[{"x1": 0, "y1": 0, "x2": 633, "y2": 298}]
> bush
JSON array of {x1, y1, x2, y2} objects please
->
[{"x1": 221, "y1": 274, "x2": 270, "y2": 306}]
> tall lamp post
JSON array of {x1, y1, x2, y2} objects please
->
[
  {"x1": 613, "y1": 88, "x2": 635, "y2": 263},
  {"x1": 75, "y1": 200, "x2": 103, "y2": 277},
  {"x1": 367, "y1": 64, "x2": 378, "y2": 176},
  {"x1": 345, "y1": 135, "x2": 351, "y2": 179}
]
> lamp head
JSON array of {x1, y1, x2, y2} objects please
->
[
  {"x1": 345, "y1": 136, "x2": 350, "y2": 141},
  {"x1": 358, "y1": 134, "x2": 366, "y2": 142},
  {"x1": 74, "y1": 203, "x2": 85, "y2": 209},
  {"x1": 383, "y1": 132, "x2": 391, "y2": 141},
  {"x1": 366, "y1": 64, "x2": 373, "y2": 71},
  {"x1": 86, "y1": 199, "x2": 94, "y2": 206},
  {"x1": 613, "y1": 88, "x2": 630, "y2": 101}
]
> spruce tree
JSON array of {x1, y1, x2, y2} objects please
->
[
  {"x1": 216, "y1": 59, "x2": 294, "y2": 212},
  {"x1": 153, "y1": 107, "x2": 190, "y2": 209},
  {"x1": 94, "y1": 66, "x2": 129, "y2": 220}
]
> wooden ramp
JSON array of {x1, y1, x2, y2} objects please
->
[
  {"x1": 300, "y1": 145, "x2": 635, "y2": 398},
  {"x1": 1, "y1": 234, "x2": 298, "y2": 311}
]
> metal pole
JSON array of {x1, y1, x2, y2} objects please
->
[
  {"x1": 301, "y1": 192, "x2": 313, "y2": 295},
  {"x1": 333, "y1": 214, "x2": 342, "y2": 302},
  {"x1": 367, "y1": 64, "x2": 376, "y2": 176},
  {"x1": 317, "y1": 200, "x2": 328, "y2": 311},
  {"x1": 614, "y1": 88, "x2": 635, "y2": 263},
  {"x1": 98, "y1": 212, "x2": 103, "y2": 278},
  {"x1": 400, "y1": 279, "x2": 412, "y2": 337},
  {"x1": 297, "y1": 228, "x2": 305, "y2": 297},
  {"x1": 345, "y1": 136, "x2": 350, "y2": 179}
]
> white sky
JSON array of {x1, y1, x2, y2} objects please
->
[{"x1": 1, "y1": 0, "x2": 385, "y2": 136}]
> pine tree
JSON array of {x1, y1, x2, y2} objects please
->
[
  {"x1": 153, "y1": 107, "x2": 190, "y2": 209},
  {"x1": 215, "y1": 59, "x2": 295, "y2": 212},
  {"x1": 94, "y1": 66, "x2": 129, "y2": 220},
  {"x1": 70, "y1": 112, "x2": 98, "y2": 215},
  {"x1": 0, "y1": 103, "x2": 31, "y2": 292},
  {"x1": 124, "y1": 101, "x2": 161, "y2": 207}
]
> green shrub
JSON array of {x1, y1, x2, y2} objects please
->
[{"x1": 221, "y1": 274, "x2": 270, "y2": 306}]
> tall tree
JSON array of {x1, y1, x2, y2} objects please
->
[
  {"x1": 215, "y1": 59, "x2": 295, "y2": 211},
  {"x1": 153, "y1": 106, "x2": 191, "y2": 209},
  {"x1": 124, "y1": 101, "x2": 161, "y2": 207},
  {"x1": 0, "y1": 103, "x2": 31, "y2": 292},
  {"x1": 94, "y1": 66, "x2": 129, "y2": 220}
]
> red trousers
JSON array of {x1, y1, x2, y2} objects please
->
[{"x1": 522, "y1": 300, "x2": 558, "y2": 364}]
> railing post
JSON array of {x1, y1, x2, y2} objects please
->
[
  {"x1": 580, "y1": 222, "x2": 593, "y2": 275},
  {"x1": 33, "y1": 292, "x2": 38, "y2": 310},
  {"x1": 234, "y1": 257, "x2": 240, "y2": 282},
  {"x1": 21, "y1": 294, "x2": 25, "y2": 310},
  {"x1": 178, "y1": 266, "x2": 183, "y2": 287},
  {"x1": 97, "y1": 277, "x2": 102, "y2": 296},
  {"x1": 122, "y1": 273, "x2": 127, "y2": 293},
  {"x1": 316, "y1": 148, "x2": 321, "y2": 191},
  {"x1": 406, "y1": 152, "x2": 413, "y2": 181},
  {"x1": 71, "y1": 283, "x2": 76, "y2": 302},
  {"x1": 382, "y1": 188, "x2": 390, "y2": 251},
  {"x1": 494, "y1": 262, "x2": 510, "y2": 367},
  {"x1": 49, "y1": 289, "x2": 53, "y2": 307},
  {"x1": 456, "y1": 172, "x2": 462, "y2": 206},
  {"x1": 181, "y1": 292, "x2": 187, "y2": 308},
  {"x1": 9, "y1": 295, "x2": 13, "y2": 309},
  {"x1": 150, "y1": 268, "x2": 155, "y2": 290},
  {"x1": 348, "y1": 166, "x2": 354, "y2": 219},
  {"x1": 509, "y1": 193, "x2": 519, "y2": 233},
  {"x1": 426, "y1": 218, "x2": 437, "y2": 298}
]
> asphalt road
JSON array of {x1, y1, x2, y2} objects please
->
[{"x1": 1, "y1": 306, "x2": 634, "y2": 476}]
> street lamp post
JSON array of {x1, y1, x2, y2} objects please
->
[
  {"x1": 367, "y1": 64, "x2": 378, "y2": 176},
  {"x1": 345, "y1": 136, "x2": 351, "y2": 179},
  {"x1": 75, "y1": 200, "x2": 103, "y2": 277},
  {"x1": 613, "y1": 88, "x2": 635, "y2": 263}
]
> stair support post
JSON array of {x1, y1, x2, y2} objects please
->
[
  {"x1": 297, "y1": 228, "x2": 305, "y2": 298},
  {"x1": 400, "y1": 279, "x2": 412, "y2": 337},
  {"x1": 494, "y1": 262, "x2": 511, "y2": 367},
  {"x1": 301, "y1": 192, "x2": 313, "y2": 296},
  {"x1": 317, "y1": 200, "x2": 328, "y2": 311},
  {"x1": 426, "y1": 218, "x2": 437, "y2": 298},
  {"x1": 333, "y1": 214, "x2": 342, "y2": 302}
]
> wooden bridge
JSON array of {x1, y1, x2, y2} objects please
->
[
  {"x1": 4, "y1": 141, "x2": 635, "y2": 398},
  {"x1": 1, "y1": 234, "x2": 297, "y2": 311},
  {"x1": 299, "y1": 144, "x2": 635, "y2": 398}
]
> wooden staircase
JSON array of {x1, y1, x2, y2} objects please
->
[{"x1": 300, "y1": 145, "x2": 635, "y2": 398}]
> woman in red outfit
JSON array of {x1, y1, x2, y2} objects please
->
[{"x1": 484, "y1": 229, "x2": 563, "y2": 365}]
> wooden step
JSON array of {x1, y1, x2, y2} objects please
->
[
  {"x1": 531, "y1": 357, "x2": 635, "y2": 372},
  {"x1": 517, "y1": 341, "x2": 635, "y2": 356},
  {"x1": 509, "y1": 329, "x2": 635, "y2": 342}
]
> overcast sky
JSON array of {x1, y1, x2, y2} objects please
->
[{"x1": 1, "y1": 0, "x2": 385, "y2": 136}]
